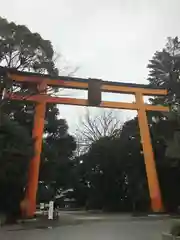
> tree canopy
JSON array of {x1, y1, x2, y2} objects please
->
[
  {"x1": 147, "y1": 37, "x2": 180, "y2": 158},
  {"x1": 0, "y1": 17, "x2": 58, "y2": 74}
]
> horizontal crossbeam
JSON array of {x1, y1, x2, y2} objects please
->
[
  {"x1": 6, "y1": 69, "x2": 167, "y2": 96},
  {"x1": 9, "y1": 93, "x2": 169, "y2": 112}
]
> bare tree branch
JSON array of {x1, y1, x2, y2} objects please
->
[{"x1": 75, "y1": 109, "x2": 123, "y2": 154}]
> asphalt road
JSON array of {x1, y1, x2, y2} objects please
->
[{"x1": 0, "y1": 217, "x2": 171, "y2": 240}]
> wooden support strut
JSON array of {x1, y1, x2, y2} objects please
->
[{"x1": 135, "y1": 92, "x2": 164, "y2": 212}]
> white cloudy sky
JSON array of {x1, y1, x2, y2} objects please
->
[{"x1": 1, "y1": 0, "x2": 180, "y2": 133}]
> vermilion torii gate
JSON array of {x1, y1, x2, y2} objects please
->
[{"x1": 5, "y1": 69, "x2": 169, "y2": 217}]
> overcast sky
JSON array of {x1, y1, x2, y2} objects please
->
[{"x1": 1, "y1": 0, "x2": 180, "y2": 133}]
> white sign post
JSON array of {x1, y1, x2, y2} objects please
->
[{"x1": 48, "y1": 201, "x2": 54, "y2": 220}]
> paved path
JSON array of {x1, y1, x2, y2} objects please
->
[{"x1": 0, "y1": 216, "x2": 171, "y2": 240}]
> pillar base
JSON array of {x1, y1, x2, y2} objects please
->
[{"x1": 20, "y1": 199, "x2": 36, "y2": 218}]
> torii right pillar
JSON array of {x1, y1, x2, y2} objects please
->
[{"x1": 136, "y1": 92, "x2": 164, "y2": 212}]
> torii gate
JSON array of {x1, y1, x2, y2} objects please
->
[{"x1": 5, "y1": 69, "x2": 169, "y2": 217}]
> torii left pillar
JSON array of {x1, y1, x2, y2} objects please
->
[{"x1": 21, "y1": 82, "x2": 47, "y2": 218}]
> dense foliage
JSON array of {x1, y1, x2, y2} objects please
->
[{"x1": 0, "y1": 115, "x2": 34, "y2": 218}]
